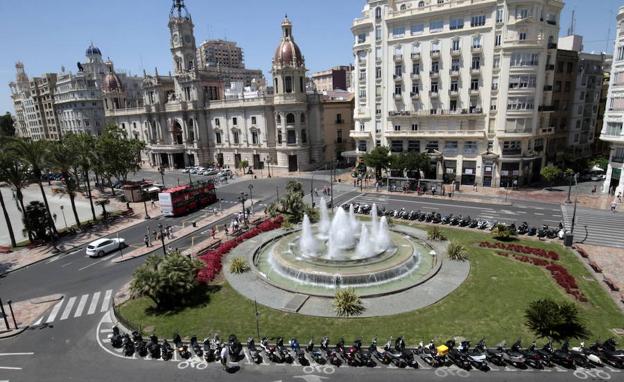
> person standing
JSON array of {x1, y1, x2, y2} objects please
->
[
  {"x1": 144, "y1": 235, "x2": 150, "y2": 247},
  {"x1": 220, "y1": 344, "x2": 228, "y2": 371}
]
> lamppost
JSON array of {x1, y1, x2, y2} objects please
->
[
  {"x1": 157, "y1": 223, "x2": 166, "y2": 256},
  {"x1": 238, "y1": 192, "x2": 248, "y2": 225},
  {"x1": 158, "y1": 166, "x2": 166, "y2": 188},
  {"x1": 266, "y1": 155, "x2": 272, "y2": 178},
  {"x1": 310, "y1": 172, "x2": 315, "y2": 208},
  {"x1": 142, "y1": 190, "x2": 150, "y2": 220},
  {"x1": 59, "y1": 205, "x2": 68, "y2": 229},
  {"x1": 248, "y1": 184, "x2": 254, "y2": 215},
  {"x1": 188, "y1": 170, "x2": 192, "y2": 186},
  {"x1": 566, "y1": 173, "x2": 576, "y2": 204},
  {"x1": 330, "y1": 161, "x2": 335, "y2": 210}
]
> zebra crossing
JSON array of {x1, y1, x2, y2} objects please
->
[
  {"x1": 34, "y1": 289, "x2": 113, "y2": 326},
  {"x1": 561, "y1": 204, "x2": 624, "y2": 248}
]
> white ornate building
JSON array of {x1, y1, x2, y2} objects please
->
[
  {"x1": 104, "y1": 0, "x2": 330, "y2": 172},
  {"x1": 351, "y1": 0, "x2": 562, "y2": 187},
  {"x1": 600, "y1": 6, "x2": 624, "y2": 194}
]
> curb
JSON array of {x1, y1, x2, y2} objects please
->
[
  {"x1": 0, "y1": 326, "x2": 27, "y2": 339},
  {"x1": 30, "y1": 294, "x2": 64, "y2": 305}
]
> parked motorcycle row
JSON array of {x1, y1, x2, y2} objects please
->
[
  {"x1": 342, "y1": 203, "x2": 566, "y2": 239},
  {"x1": 110, "y1": 327, "x2": 624, "y2": 372}
]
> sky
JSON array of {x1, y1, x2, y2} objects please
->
[{"x1": 0, "y1": 0, "x2": 621, "y2": 114}]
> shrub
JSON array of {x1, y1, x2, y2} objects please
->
[
  {"x1": 130, "y1": 252, "x2": 204, "y2": 310},
  {"x1": 525, "y1": 298, "x2": 590, "y2": 341},
  {"x1": 447, "y1": 242, "x2": 468, "y2": 261},
  {"x1": 427, "y1": 226, "x2": 446, "y2": 241},
  {"x1": 229, "y1": 257, "x2": 250, "y2": 274},
  {"x1": 491, "y1": 224, "x2": 515, "y2": 241},
  {"x1": 333, "y1": 288, "x2": 365, "y2": 317}
]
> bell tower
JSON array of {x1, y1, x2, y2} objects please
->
[
  {"x1": 272, "y1": 16, "x2": 307, "y2": 100},
  {"x1": 168, "y1": 0, "x2": 197, "y2": 74}
]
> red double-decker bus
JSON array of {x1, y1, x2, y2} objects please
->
[{"x1": 158, "y1": 181, "x2": 217, "y2": 217}]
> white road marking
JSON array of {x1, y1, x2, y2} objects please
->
[
  {"x1": 101, "y1": 290, "x2": 112, "y2": 312},
  {"x1": 87, "y1": 292, "x2": 101, "y2": 315},
  {"x1": 45, "y1": 300, "x2": 63, "y2": 323},
  {"x1": 100, "y1": 329, "x2": 113, "y2": 333},
  {"x1": 74, "y1": 294, "x2": 89, "y2": 318},
  {"x1": 60, "y1": 262, "x2": 73, "y2": 268},
  {"x1": 32, "y1": 317, "x2": 43, "y2": 326},
  {"x1": 78, "y1": 255, "x2": 112, "y2": 271},
  {"x1": 0, "y1": 353, "x2": 34, "y2": 356},
  {"x1": 0, "y1": 366, "x2": 21, "y2": 370},
  {"x1": 534, "y1": 213, "x2": 545, "y2": 216},
  {"x1": 60, "y1": 297, "x2": 76, "y2": 320}
]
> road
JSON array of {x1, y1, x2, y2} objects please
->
[{"x1": 0, "y1": 178, "x2": 619, "y2": 382}]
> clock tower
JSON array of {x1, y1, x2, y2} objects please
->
[{"x1": 168, "y1": 0, "x2": 196, "y2": 74}]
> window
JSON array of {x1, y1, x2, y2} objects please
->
[
  {"x1": 395, "y1": 84, "x2": 402, "y2": 95},
  {"x1": 412, "y1": 63, "x2": 420, "y2": 74},
  {"x1": 554, "y1": 81, "x2": 561, "y2": 92},
  {"x1": 430, "y1": 81, "x2": 438, "y2": 93},
  {"x1": 395, "y1": 64, "x2": 402, "y2": 76},
  {"x1": 503, "y1": 140, "x2": 521, "y2": 155},
  {"x1": 450, "y1": 18, "x2": 464, "y2": 30},
  {"x1": 337, "y1": 130, "x2": 343, "y2": 143},
  {"x1": 394, "y1": 125, "x2": 401, "y2": 131},
  {"x1": 519, "y1": 32, "x2": 527, "y2": 41},
  {"x1": 376, "y1": 67, "x2": 382, "y2": 78},
  {"x1": 492, "y1": 77, "x2": 499, "y2": 90},
  {"x1": 534, "y1": 138, "x2": 544, "y2": 152},
  {"x1": 431, "y1": 61, "x2": 439, "y2": 73},
  {"x1": 472, "y1": 35, "x2": 481, "y2": 48},
  {"x1": 407, "y1": 140, "x2": 420, "y2": 152},
  {"x1": 426, "y1": 141, "x2": 439, "y2": 151},
  {"x1": 451, "y1": 59, "x2": 460, "y2": 71},
  {"x1": 286, "y1": 113, "x2": 295, "y2": 124},
  {"x1": 493, "y1": 56, "x2": 500, "y2": 68},
  {"x1": 495, "y1": 34, "x2": 501, "y2": 46},
  {"x1": 445, "y1": 141, "x2": 458, "y2": 153},
  {"x1": 509, "y1": 75, "x2": 536, "y2": 89},
  {"x1": 375, "y1": 6, "x2": 382, "y2": 19},
  {"x1": 617, "y1": 46, "x2": 624, "y2": 61},
  {"x1": 430, "y1": 20, "x2": 443, "y2": 32},
  {"x1": 277, "y1": 114, "x2": 282, "y2": 124},
  {"x1": 215, "y1": 118, "x2": 220, "y2": 127},
  {"x1": 357, "y1": 33, "x2": 367, "y2": 43},
  {"x1": 287, "y1": 130, "x2": 296, "y2": 144},
  {"x1": 392, "y1": 26, "x2": 405, "y2": 37},
  {"x1": 411, "y1": 84, "x2": 419, "y2": 94},
  {"x1": 285, "y1": 76, "x2": 293, "y2": 93},
  {"x1": 251, "y1": 131, "x2": 259, "y2": 144},
  {"x1": 470, "y1": 15, "x2": 486, "y2": 27},
  {"x1": 464, "y1": 141, "x2": 478, "y2": 154},
  {"x1": 251, "y1": 116, "x2": 257, "y2": 125},
  {"x1": 451, "y1": 39, "x2": 460, "y2": 51},
  {"x1": 516, "y1": 8, "x2": 529, "y2": 20},
  {"x1": 471, "y1": 56, "x2": 481, "y2": 69},
  {"x1": 450, "y1": 100, "x2": 457, "y2": 111},
  {"x1": 301, "y1": 113, "x2": 306, "y2": 123},
  {"x1": 564, "y1": 81, "x2": 571, "y2": 92},
  {"x1": 471, "y1": 79, "x2": 479, "y2": 90},
  {"x1": 506, "y1": 97, "x2": 535, "y2": 111},
  {"x1": 391, "y1": 140, "x2": 403, "y2": 152},
  {"x1": 411, "y1": 124, "x2": 418, "y2": 131},
  {"x1": 232, "y1": 117, "x2": 238, "y2": 126},
  {"x1": 376, "y1": 28, "x2": 382, "y2": 41},
  {"x1": 557, "y1": 62, "x2": 564, "y2": 72},
  {"x1": 357, "y1": 140, "x2": 368, "y2": 152},
  {"x1": 418, "y1": 1, "x2": 425, "y2": 7},
  {"x1": 496, "y1": 7, "x2": 504, "y2": 23},
  {"x1": 450, "y1": 80, "x2": 458, "y2": 91},
  {"x1": 336, "y1": 113, "x2": 343, "y2": 123},
  {"x1": 411, "y1": 23, "x2": 424, "y2": 35},
  {"x1": 301, "y1": 129, "x2": 307, "y2": 143},
  {"x1": 232, "y1": 130, "x2": 240, "y2": 144},
  {"x1": 510, "y1": 52, "x2": 539, "y2": 66},
  {"x1": 431, "y1": 41, "x2": 440, "y2": 53}
]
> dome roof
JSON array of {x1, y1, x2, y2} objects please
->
[
  {"x1": 102, "y1": 62, "x2": 123, "y2": 93},
  {"x1": 86, "y1": 44, "x2": 102, "y2": 57},
  {"x1": 273, "y1": 16, "x2": 304, "y2": 67}
]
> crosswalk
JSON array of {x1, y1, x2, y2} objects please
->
[
  {"x1": 34, "y1": 289, "x2": 113, "y2": 326},
  {"x1": 562, "y1": 204, "x2": 624, "y2": 248}
]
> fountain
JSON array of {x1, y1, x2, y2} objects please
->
[
  {"x1": 376, "y1": 216, "x2": 391, "y2": 253},
  {"x1": 299, "y1": 215, "x2": 319, "y2": 256},
  {"x1": 318, "y1": 198, "x2": 331, "y2": 238},
  {"x1": 356, "y1": 224, "x2": 372, "y2": 259}
]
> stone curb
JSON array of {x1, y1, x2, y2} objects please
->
[
  {"x1": 30, "y1": 294, "x2": 64, "y2": 305},
  {"x1": 0, "y1": 326, "x2": 27, "y2": 339}
]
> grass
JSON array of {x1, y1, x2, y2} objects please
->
[{"x1": 118, "y1": 225, "x2": 624, "y2": 345}]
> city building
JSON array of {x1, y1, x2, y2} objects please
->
[
  {"x1": 197, "y1": 39, "x2": 265, "y2": 87},
  {"x1": 546, "y1": 35, "x2": 607, "y2": 161},
  {"x1": 320, "y1": 90, "x2": 356, "y2": 162},
  {"x1": 351, "y1": 0, "x2": 563, "y2": 187},
  {"x1": 312, "y1": 65, "x2": 354, "y2": 91},
  {"x1": 600, "y1": 6, "x2": 624, "y2": 194},
  {"x1": 104, "y1": 1, "x2": 331, "y2": 171},
  {"x1": 595, "y1": 57, "x2": 612, "y2": 156}
]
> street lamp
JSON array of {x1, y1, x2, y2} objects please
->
[
  {"x1": 310, "y1": 172, "x2": 315, "y2": 207},
  {"x1": 142, "y1": 191, "x2": 150, "y2": 220},
  {"x1": 248, "y1": 184, "x2": 254, "y2": 215},
  {"x1": 566, "y1": 173, "x2": 577, "y2": 204},
  {"x1": 238, "y1": 192, "x2": 248, "y2": 225},
  {"x1": 266, "y1": 155, "x2": 272, "y2": 178},
  {"x1": 158, "y1": 166, "x2": 166, "y2": 188},
  {"x1": 59, "y1": 205, "x2": 68, "y2": 229},
  {"x1": 158, "y1": 223, "x2": 166, "y2": 256}
]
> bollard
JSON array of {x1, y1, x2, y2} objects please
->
[
  {"x1": 0, "y1": 298, "x2": 10, "y2": 330},
  {"x1": 192, "y1": 221, "x2": 197, "y2": 228},
  {"x1": 7, "y1": 300, "x2": 17, "y2": 330}
]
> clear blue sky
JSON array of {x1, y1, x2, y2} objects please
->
[{"x1": 0, "y1": 0, "x2": 621, "y2": 114}]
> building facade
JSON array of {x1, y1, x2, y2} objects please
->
[
  {"x1": 351, "y1": 0, "x2": 563, "y2": 187},
  {"x1": 320, "y1": 90, "x2": 356, "y2": 162},
  {"x1": 197, "y1": 39, "x2": 264, "y2": 87},
  {"x1": 104, "y1": 1, "x2": 331, "y2": 172},
  {"x1": 600, "y1": 6, "x2": 624, "y2": 194},
  {"x1": 312, "y1": 65, "x2": 354, "y2": 91}
]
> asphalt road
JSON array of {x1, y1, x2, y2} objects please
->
[{"x1": 0, "y1": 179, "x2": 618, "y2": 382}]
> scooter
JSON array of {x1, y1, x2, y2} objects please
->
[
  {"x1": 351, "y1": 339, "x2": 376, "y2": 367},
  {"x1": 161, "y1": 340, "x2": 173, "y2": 361},
  {"x1": 306, "y1": 340, "x2": 326, "y2": 364},
  {"x1": 457, "y1": 341, "x2": 490, "y2": 371},
  {"x1": 394, "y1": 337, "x2": 419, "y2": 368},
  {"x1": 203, "y1": 338, "x2": 215, "y2": 362},
  {"x1": 414, "y1": 341, "x2": 444, "y2": 368},
  {"x1": 147, "y1": 335, "x2": 161, "y2": 359},
  {"x1": 228, "y1": 334, "x2": 243, "y2": 361},
  {"x1": 321, "y1": 337, "x2": 341, "y2": 367},
  {"x1": 510, "y1": 340, "x2": 544, "y2": 369},
  {"x1": 122, "y1": 333, "x2": 135, "y2": 357},
  {"x1": 445, "y1": 340, "x2": 472, "y2": 370},
  {"x1": 336, "y1": 338, "x2": 359, "y2": 366},
  {"x1": 380, "y1": 338, "x2": 408, "y2": 368},
  {"x1": 474, "y1": 339, "x2": 505, "y2": 367},
  {"x1": 111, "y1": 326, "x2": 123, "y2": 348},
  {"x1": 571, "y1": 342, "x2": 602, "y2": 367},
  {"x1": 260, "y1": 337, "x2": 282, "y2": 363},
  {"x1": 290, "y1": 338, "x2": 308, "y2": 365},
  {"x1": 542, "y1": 341, "x2": 575, "y2": 369},
  {"x1": 276, "y1": 337, "x2": 294, "y2": 363},
  {"x1": 561, "y1": 341, "x2": 593, "y2": 369},
  {"x1": 497, "y1": 341, "x2": 526, "y2": 369},
  {"x1": 247, "y1": 337, "x2": 263, "y2": 364},
  {"x1": 173, "y1": 333, "x2": 191, "y2": 359},
  {"x1": 190, "y1": 336, "x2": 203, "y2": 358},
  {"x1": 132, "y1": 331, "x2": 148, "y2": 357}
]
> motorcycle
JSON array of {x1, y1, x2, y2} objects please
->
[
  {"x1": 497, "y1": 341, "x2": 526, "y2": 369},
  {"x1": 260, "y1": 337, "x2": 282, "y2": 363},
  {"x1": 561, "y1": 341, "x2": 593, "y2": 369},
  {"x1": 457, "y1": 341, "x2": 489, "y2": 371},
  {"x1": 445, "y1": 340, "x2": 472, "y2": 370},
  {"x1": 290, "y1": 338, "x2": 308, "y2": 365},
  {"x1": 228, "y1": 334, "x2": 243, "y2": 361},
  {"x1": 474, "y1": 339, "x2": 506, "y2": 367},
  {"x1": 306, "y1": 340, "x2": 326, "y2": 364},
  {"x1": 276, "y1": 337, "x2": 294, "y2": 364},
  {"x1": 510, "y1": 340, "x2": 545, "y2": 369},
  {"x1": 122, "y1": 333, "x2": 135, "y2": 357},
  {"x1": 203, "y1": 338, "x2": 215, "y2": 362},
  {"x1": 190, "y1": 336, "x2": 203, "y2": 358},
  {"x1": 247, "y1": 337, "x2": 263, "y2": 364},
  {"x1": 590, "y1": 339, "x2": 624, "y2": 368},
  {"x1": 321, "y1": 337, "x2": 341, "y2": 367},
  {"x1": 132, "y1": 331, "x2": 148, "y2": 357},
  {"x1": 111, "y1": 326, "x2": 123, "y2": 348},
  {"x1": 173, "y1": 333, "x2": 191, "y2": 359},
  {"x1": 571, "y1": 342, "x2": 602, "y2": 367},
  {"x1": 161, "y1": 340, "x2": 173, "y2": 361},
  {"x1": 147, "y1": 335, "x2": 161, "y2": 359},
  {"x1": 542, "y1": 341, "x2": 575, "y2": 369},
  {"x1": 351, "y1": 339, "x2": 376, "y2": 367}
]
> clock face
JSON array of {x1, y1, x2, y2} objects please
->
[{"x1": 173, "y1": 34, "x2": 179, "y2": 44}]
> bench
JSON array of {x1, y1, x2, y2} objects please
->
[
  {"x1": 206, "y1": 240, "x2": 222, "y2": 250},
  {"x1": 604, "y1": 277, "x2": 620, "y2": 292},
  {"x1": 589, "y1": 261, "x2": 602, "y2": 273}
]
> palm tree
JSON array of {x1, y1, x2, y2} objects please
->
[
  {"x1": 65, "y1": 134, "x2": 97, "y2": 222},
  {"x1": 9, "y1": 138, "x2": 58, "y2": 236},
  {"x1": 95, "y1": 199, "x2": 110, "y2": 221},
  {"x1": 0, "y1": 153, "x2": 31, "y2": 243},
  {"x1": 0, "y1": 153, "x2": 17, "y2": 247},
  {"x1": 48, "y1": 141, "x2": 81, "y2": 228}
]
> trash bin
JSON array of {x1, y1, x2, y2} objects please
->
[
  {"x1": 192, "y1": 222, "x2": 197, "y2": 228},
  {"x1": 564, "y1": 233, "x2": 573, "y2": 247}
]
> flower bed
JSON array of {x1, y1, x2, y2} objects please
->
[
  {"x1": 491, "y1": 249, "x2": 587, "y2": 302},
  {"x1": 196, "y1": 216, "x2": 284, "y2": 283},
  {"x1": 480, "y1": 241, "x2": 559, "y2": 260}
]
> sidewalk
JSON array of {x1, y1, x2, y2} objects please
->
[
  {"x1": 0, "y1": 294, "x2": 63, "y2": 339},
  {"x1": 0, "y1": 202, "x2": 161, "y2": 275},
  {"x1": 112, "y1": 204, "x2": 243, "y2": 263},
  {"x1": 576, "y1": 244, "x2": 624, "y2": 309}
]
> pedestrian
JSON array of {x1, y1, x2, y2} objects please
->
[
  {"x1": 12, "y1": 191, "x2": 15, "y2": 200},
  {"x1": 152, "y1": 230, "x2": 157, "y2": 242},
  {"x1": 151, "y1": 200, "x2": 155, "y2": 208},
  {"x1": 220, "y1": 343, "x2": 229, "y2": 371},
  {"x1": 473, "y1": 183, "x2": 478, "y2": 192},
  {"x1": 211, "y1": 226, "x2": 216, "y2": 239},
  {"x1": 169, "y1": 226, "x2": 174, "y2": 239},
  {"x1": 618, "y1": 193, "x2": 622, "y2": 203},
  {"x1": 224, "y1": 224, "x2": 229, "y2": 235},
  {"x1": 52, "y1": 213, "x2": 57, "y2": 222},
  {"x1": 144, "y1": 235, "x2": 150, "y2": 247},
  {"x1": 376, "y1": 182, "x2": 380, "y2": 192},
  {"x1": 611, "y1": 201, "x2": 617, "y2": 212},
  {"x1": 592, "y1": 185, "x2": 597, "y2": 194}
]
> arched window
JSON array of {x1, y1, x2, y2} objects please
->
[
  {"x1": 277, "y1": 114, "x2": 281, "y2": 124},
  {"x1": 300, "y1": 77, "x2": 304, "y2": 92},
  {"x1": 188, "y1": 119, "x2": 195, "y2": 142},
  {"x1": 286, "y1": 113, "x2": 295, "y2": 124},
  {"x1": 285, "y1": 76, "x2": 293, "y2": 93},
  {"x1": 375, "y1": 7, "x2": 382, "y2": 19},
  {"x1": 172, "y1": 121, "x2": 183, "y2": 144},
  {"x1": 274, "y1": 78, "x2": 279, "y2": 93},
  {"x1": 300, "y1": 113, "x2": 306, "y2": 123},
  {"x1": 400, "y1": 4, "x2": 407, "y2": 10},
  {"x1": 418, "y1": 1, "x2": 425, "y2": 7}
]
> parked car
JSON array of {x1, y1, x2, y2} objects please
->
[
  {"x1": 182, "y1": 167, "x2": 191, "y2": 173},
  {"x1": 219, "y1": 169, "x2": 233, "y2": 178},
  {"x1": 86, "y1": 238, "x2": 125, "y2": 258},
  {"x1": 205, "y1": 169, "x2": 219, "y2": 176}
]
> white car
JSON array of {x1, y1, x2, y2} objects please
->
[{"x1": 86, "y1": 238, "x2": 125, "y2": 258}]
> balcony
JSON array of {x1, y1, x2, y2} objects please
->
[
  {"x1": 388, "y1": 108, "x2": 484, "y2": 119},
  {"x1": 491, "y1": 85, "x2": 499, "y2": 93},
  {"x1": 393, "y1": 74, "x2": 403, "y2": 82},
  {"x1": 600, "y1": 129, "x2": 624, "y2": 143},
  {"x1": 411, "y1": 52, "x2": 421, "y2": 60},
  {"x1": 410, "y1": 92, "x2": 420, "y2": 100},
  {"x1": 350, "y1": 130, "x2": 372, "y2": 139},
  {"x1": 471, "y1": 46, "x2": 483, "y2": 54},
  {"x1": 393, "y1": 93, "x2": 403, "y2": 101},
  {"x1": 449, "y1": 69, "x2": 460, "y2": 77},
  {"x1": 538, "y1": 105, "x2": 555, "y2": 112},
  {"x1": 502, "y1": 149, "x2": 522, "y2": 156},
  {"x1": 411, "y1": 73, "x2": 420, "y2": 81},
  {"x1": 469, "y1": 88, "x2": 480, "y2": 96},
  {"x1": 543, "y1": 85, "x2": 553, "y2": 91},
  {"x1": 429, "y1": 90, "x2": 439, "y2": 98},
  {"x1": 450, "y1": 49, "x2": 461, "y2": 57},
  {"x1": 449, "y1": 89, "x2": 459, "y2": 97},
  {"x1": 393, "y1": 54, "x2": 403, "y2": 62},
  {"x1": 546, "y1": 64, "x2": 555, "y2": 71},
  {"x1": 384, "y1": 125, "x2": 485, "y2": 138},
  {"x1": 430, "y1": 70, "x2": 440, "y2": 79},
  {"x1": 430, "y1": 50, "x2": 441, "y2": 59}
]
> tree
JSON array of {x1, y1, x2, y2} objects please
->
[
  {"x1": 0, "y1": 151, "x2": 30, "y2": 242},
  {"x1": 267, "y1": 181, "x2": 316, "y2": 224},
  {"x1": 389, "y1": 152, "x2": 431, "y2": 178},
  {"x1": 23, "y1": 201, "x2": 52, "y2": 242},
  {"x1": 491, "y1": 224, "x2": 515, "y2": 241},
  {"x1": 237, "y1": 160, "x2": 249, "y2": 174},
  {"x1": 95, "y1": 199, "x2": 110, "y2": 220},
  {"x1": 47, "y1": 141, "x2": 81, "y2": 228},
  {"x1": 0, "y1": 153, "x2": 16, "y2": 247},
  {"x1": 525, "y1": 299, "x2": 590, "y2": 342},
  {"x1": 96, "y1": 125, "x2": 145, "y2": 195},
  {"x1": 130, "y1": 251, "x2": 204, "y2": 310},
  {"x1": 0, "y1": 113, "x2": 15, "y2": 137},
  {"x1": 64, "y1": 133, "x2": 97, "y2": 221},
  {"x1": 590, "y1": 157, "x2": 608, "y2": 172},
  {"x1": 540, "y1": 165, "x2": 562, "y2": 186},
  {"x1": 9, "y1": 138, "x2": 57, "y2": 236},
  {"x1": 362, "y1": 146, "x2": 391, "y2": 180}
]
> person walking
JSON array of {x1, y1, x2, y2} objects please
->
[
  {"x1": 611, "y1": 201, "x2": 617, "y2": 213},
  {"x1": 220, "y1": 344, "x2": 229, "y2": 371},
  {"x1": 144, "y1": 235, "x2": 150, "y2": 247},
  {"x1": 211, "y1": 226, "x2": 216, "y2": 239}
]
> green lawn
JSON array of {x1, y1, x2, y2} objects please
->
[{"x1": 118, "y1": 225, "x2": 624, "y2": 345}]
